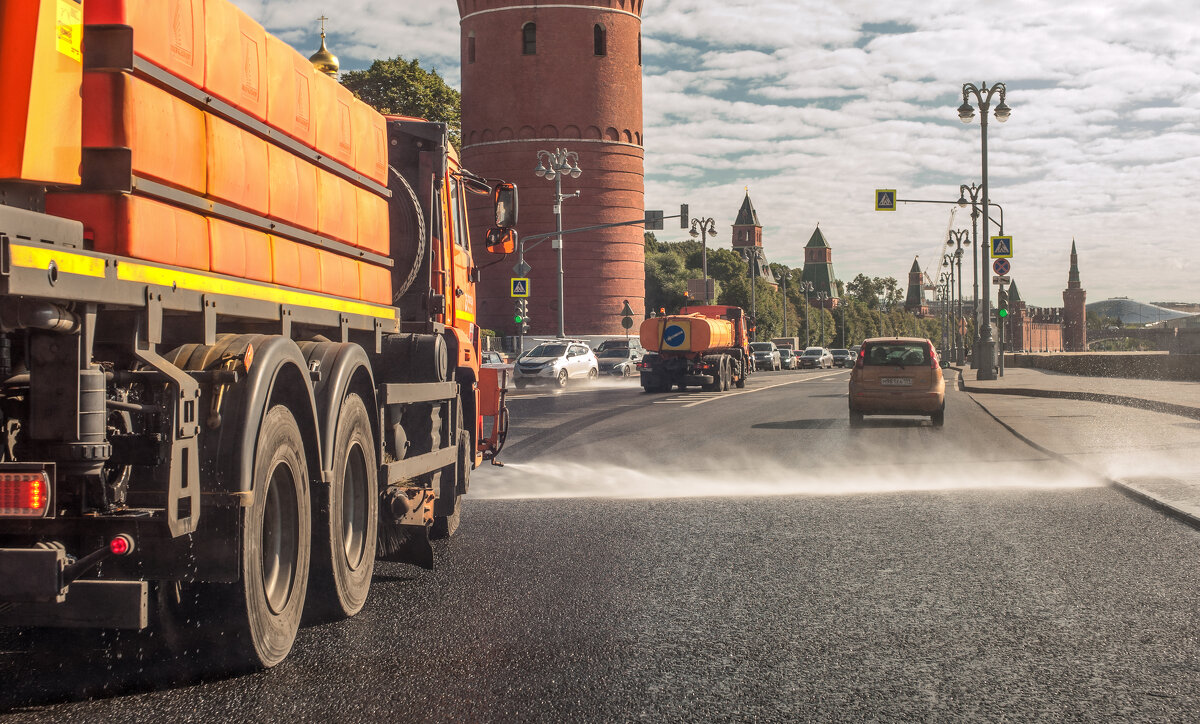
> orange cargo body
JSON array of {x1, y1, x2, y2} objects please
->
[
  {"x1": 203, "y1": 0, "x2": 266, "y2": 121},
  {"x1": 639, "y1": 314, "x2": 735, "y2": 354},
  {"x1": 265, "y1": 34, "x2": 317, "y2": 148},
  {"x1": 351, "y1": 99, "x2": 388, "y2": 185},
  {"x1": 269, "y1": 236, "x2": 321, "y2": 293},
  {"x1": 359, "y1": 262, "x2": 392, "y2": 305},
  {"x1": 84, "y1": 0, "x2": 206, "y2": 89},
  {"x1": 356, "y1": 187, "x2": 389, "y2": 255},
  {"x1": 208, "y1": 218, "x2": 272, "y2": 282},
  {"x1": 82, "y1": 73, "x2": 206, "y2": 194},
  {"x1": 44, "y1": 193, "x2": 209, "y2": 270},
  {"x1": 313, "y1": 71, "x2": 355, "y2": 168},
  {"x1": 0, "y1": 0, "x2": 82, "y2": 184},
  {"x1": 318, "y1": 250, "x2": 361, "y2": 300},
  {"x1": 206, "y1": 114, "x2": 269, "y2": 215},
  {"x1": 267, "y1": 145, "x2": 318, "y2": 232},
  {"x1": 316, "y1": 170, "x2": 359, "y2": 245}
]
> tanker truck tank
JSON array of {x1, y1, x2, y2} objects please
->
[{"x1": 638, "y1": 306, "x2": 752, "y2": 393}]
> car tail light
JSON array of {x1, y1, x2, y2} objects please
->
[
  {"x1": 0, "y1": 472, "x2": 51, "y2": 517},
  {"x1": 854, "y1": 352, "x2": 865, "y2": 370},
  {"x1": 929, "y1": 345, "x2": 939, "y2": 369}
]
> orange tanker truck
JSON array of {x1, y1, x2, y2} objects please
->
[
  {"x1": 0, "y1": 0, "x2": 518, "y2": 667},
  {"x1": 638, "y1": 305, "x2": 753, "y2": 392}
]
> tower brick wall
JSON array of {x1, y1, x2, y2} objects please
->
[{"x1": 458, "y1": 0, "x2": 645, "y2": 335}]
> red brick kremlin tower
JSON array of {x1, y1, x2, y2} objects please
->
[
  {"x1": 457, "y1": 1, "x2": 646, "y2": 335},
  {"x1": 1062, "y1": 240, "x2": 1087, "y2": 351}
]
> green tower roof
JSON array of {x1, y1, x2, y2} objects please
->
[{"x1": 805, "y1": 226, "x2": 830, "y2": 249}]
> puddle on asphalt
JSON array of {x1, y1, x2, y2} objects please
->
[{"x1": 473, "y1": 460, "x2": 1103, "y2": 500}]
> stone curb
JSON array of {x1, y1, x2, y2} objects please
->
[{"x1": 957, "y1": 373, "x2": 1200, "y2": 531}]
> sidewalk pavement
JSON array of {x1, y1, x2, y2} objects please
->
[{"x1": 953, "y1": 365, "x2": 1200, "y2": 530}]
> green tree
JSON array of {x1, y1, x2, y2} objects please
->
[{"x1": 341, "y1": 57, "x2": 461, "y2": 147}]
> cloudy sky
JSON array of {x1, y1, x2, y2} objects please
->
[{"x1": 234, "y1": 0, "x2": 1200, "y2": 308}]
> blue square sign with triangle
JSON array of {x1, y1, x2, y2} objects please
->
[
  {"x1": 990, "y1": 236, "x2": 1013, "y2": 259},
  {"x1": 510, "y1": 278, "x2": 530, "y2": 297},
  {"x1": 875, "y1": 189, "x2": 896, "y2": 211}
]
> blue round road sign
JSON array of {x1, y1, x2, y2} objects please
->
[
  {"x1": 992, "y1": 258, "x2": 1010, "y2": 275},
  {"x1": 663, "y1": 324, "x2": 686, "y2": 347}
]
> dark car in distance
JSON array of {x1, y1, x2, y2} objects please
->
[{"x1": 831, "y1": 349, "x2": 854, "y2": 367}]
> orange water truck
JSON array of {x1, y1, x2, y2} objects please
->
[
  {"x1": 638, "y1": 305, "x2": 753, "y2": 392},
  {"x1": 0, "y1": 0, "x2": 518, "y2": 668}
]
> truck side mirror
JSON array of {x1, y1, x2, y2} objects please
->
[
  {"x1": 485, "y1": 227, "x2": 517, "y2": 255},
  {"x1": 493, "y1": 182, "x2": 518, "y2": 228}
]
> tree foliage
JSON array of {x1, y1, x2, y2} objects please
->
[
  {"x1": 644, "y1": 234, "x2": 948, "y2": 346},
  {"x1": 341, "y1": 57, "x2": 461, "y2": 147}
]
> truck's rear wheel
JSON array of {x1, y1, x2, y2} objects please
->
[
  {"x1": 230, "y1": 404, "x2": 311, "y2": 667},
  {"x1": 308, "y1": 393, "x2": 377, "y2": 620},
  {"x1": 431, "y1": 403, "x2": 467, "y2": 540}
]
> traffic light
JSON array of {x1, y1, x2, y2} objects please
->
[
  {"x1": 513, "y1": 299, "x2": 524, "y2": 325},
  {"x1": 997, "y1": 288, "x2": 1009, "y2": 319}
]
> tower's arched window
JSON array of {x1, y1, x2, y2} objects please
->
[
  {"x1": 594, "y1": 24, "x2": 606, "y2": 56},
  {"x1": 637, "y1": 33, "x2": 642, "y2": 65},
  {"x1": 522, "y1": 22, "x2": 536, "y2": 55},
  {"x1": 468, "y1": 32, "x2": 476, "y2": 63}
]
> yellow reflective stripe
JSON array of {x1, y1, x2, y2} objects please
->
[
  {"x1": 115, "y1": 262, "x2": 396, "y2": 320},
  {"x1": 455, "y1": 308, "x2": 476, "y2": 323},
  {"x1": 10, "y1": 245, "x2": 106, "y2": 278}
]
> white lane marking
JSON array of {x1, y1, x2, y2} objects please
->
[{"x1": 681, "y1": 370, "x2": 848, "y2": 408}]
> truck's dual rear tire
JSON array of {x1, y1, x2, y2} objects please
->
[
  {"x1": 218, "y1": 404, "x2": 312, "y2": 669},
  {"x1": 308, "y1": 394, "x2": 378, "y2": 621}
]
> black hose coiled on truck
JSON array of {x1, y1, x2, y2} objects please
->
[{"x1": 389, "y1": 165, "x2": 425, "y2": 302}]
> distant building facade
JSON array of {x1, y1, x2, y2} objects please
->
[{"x1": 1005, "y1": 281, "x2": 1065, "y2": 352}]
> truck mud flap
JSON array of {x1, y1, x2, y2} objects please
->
[{"x1": 3, "y1": 580, "x2": 148, "y2": 630}]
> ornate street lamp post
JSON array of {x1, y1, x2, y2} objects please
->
[
  {"x1": 534, "y1": 148, "x2": 582, "y2": 337},
  {"x1": 816, "y1": 291, "x2": 830, "y2": 345},
  {"x1": 801, "y1": 280, "x2": 811, "y2": 345},
  {"x1": 957, "y1": 82, "x2": 1010, "y2": 380},
  {"x1": 946, "y1": 229, "x2": 969, "y2": 363},
  {"x1": 689, "y1": 216, "x2": 718, "y2": 303}
]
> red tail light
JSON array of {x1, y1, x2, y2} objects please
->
[
  {"x1": 929, "y1": 345, "x2": 939, "y2": 369},
  {"x1": 854, "y1": 352, "x2": 865, "y2": 370},
  {"x1": 0, "y1": 472, "x2": 51, "y2": 517}
]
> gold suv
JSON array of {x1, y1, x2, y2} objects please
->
[{"x1": 848, "y1": 337, "x2": 946, "y2": 427}]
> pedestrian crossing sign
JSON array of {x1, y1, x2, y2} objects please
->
[
  {"x1": 990, "y1": 236, "x2": 1013, "y2": 259},
  {"x1": 510, "y1": 278, "x2": 530, "y2": 297},
  {"x1": 875, "y1": 189, "x2": 897, "y2": 211}
]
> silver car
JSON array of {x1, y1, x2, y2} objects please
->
[{"x1": 513, "y1": 340, "x2": 599, "y2": 388}]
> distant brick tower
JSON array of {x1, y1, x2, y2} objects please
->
[
  {"x1": 457, "y1": 1, "x2": 645, "y2": 335},
  {"x1": 1062, "y1": 240, "x2": 1087, "y2": 350},
  {"x1": 800, "y1": 226, "x2": 839, "y2": 308},
  {"x1": 904, "y1": 257, "x2": 929, "y2": 316},
  {"x1": 1007, "y1": 280, "x2": 1027, "y2": 351},
  {"x1": 731, "y1": 191, "x2": 773, "y2": 282}
]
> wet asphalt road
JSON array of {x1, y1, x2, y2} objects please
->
[{"x1": 2, "y1": 368, "x2": 1198, "y2": 721}]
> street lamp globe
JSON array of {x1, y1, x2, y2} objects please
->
[
  {"x1": 957, "y1": 101, "x2": 976, "y2": 123},
  {"x1": 534, "y1": 162, "x2": 547, "y2": 178},
  {"x1": 994, "y1": 100, "x2": 1012, "y2": 122}
]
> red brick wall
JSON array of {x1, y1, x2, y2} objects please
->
[{"x1": 459, "y1": 0, "x2": 645, "y2": 335}]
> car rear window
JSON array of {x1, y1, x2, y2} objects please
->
[{"x1": 861, "y1": 342, "x2": 930, "y2": 366}]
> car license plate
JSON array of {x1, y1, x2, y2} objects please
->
[{"x1": 881, "y1": 377, "x2": 912, "y2": 387}]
